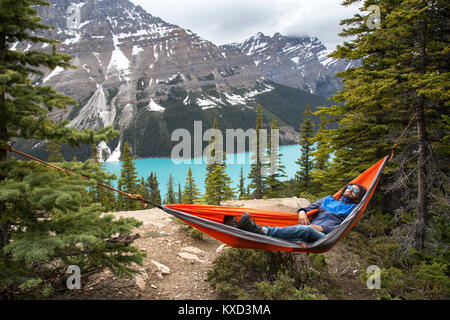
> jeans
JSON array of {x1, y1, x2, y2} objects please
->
[{"x1": 263, "y1": 224, "x2": 326, "y2": 244}]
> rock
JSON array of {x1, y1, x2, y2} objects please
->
[
  {"x1": 135, "y1": 277, "x2": 146, "y2": 290},
  {"x1": 178, "y1": 252, "x2": 205, "y2": 263},
  {"x1": 216, "y1": 244, "x2": 228, "y2": 253},
  {"x1": 150, "y1": 260, "x2": 171, "y2": 275},
  {"x1": 135, "y1": 267, "x2": 149, "y2": 290},
  {"x1": 281, "y1": 197, "x2": 310, "y2": 209},
  {"x1": 180, "y1": 246, "x2": 206, "y2": 256}
]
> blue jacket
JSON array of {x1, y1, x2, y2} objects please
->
[{"x1": 297, "y1": 196, "x2": 356, "y2": 234}]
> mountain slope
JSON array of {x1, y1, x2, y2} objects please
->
[
  {"x1": 224, "y1": 32, "x2": 360, "y2": 98},
  {"x1": 13, "y1": 0, "x2": 330, "y2": 161}
]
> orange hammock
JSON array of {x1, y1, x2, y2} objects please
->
[
  {"x1": 2, "y1": 145, "x2": 388, "y2": 253},
  {"x1": 161, "y1": 156, "x2": 389, "y2": 253}
]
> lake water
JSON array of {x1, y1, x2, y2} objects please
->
[{"x1": 103, "y1": 144, "x2": 300, "y2": 198}]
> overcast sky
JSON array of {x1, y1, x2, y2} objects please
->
[{"x1": 130, "y1": 0, "x2": 361, "y2": 51}]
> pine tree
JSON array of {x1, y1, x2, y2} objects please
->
[
  {"x1": 0, "y1": 0, "x2": 144, "y2": 296},
  {"x1": 177, "y1": 182, "x2": 182, "y2": 204},
  {"x1": 165, "y1": 174, "x2": 176, "y2": 204},
  {"x1": 265, "y1": 119, "x2": 287, "y2": 198},
  {"x1": 117, "y1": 142, "x2": 140, "y2": 210},
  {"x1": 295, "y1": 104, "x2": 315, "y2": 194},
  {"x1": 238, "y1": 166, "x2": 246, "y2": 199},
  {"x1": 90, "y1": 144, "x2": 117, "y2": 212},
  {"x1": 45, "y1": 140, "x2": 64, "y2": 162},
  {"x1": 318, "y1": 0, "x2": 449, "y2": 251},
  {"x1": 204, "y1": 164, "x2": 235, "y2": 205},
  {"x1": 247, "y1": 104, "x2": 266, "y2": 199},
  {"x1": 182, "y1": 167, "x2": 200, "y2": 204},
  {"x1": 310, "y1": 114, "x2": 332, "y2": 196},
  {"x1": 205, "y1": 118, "x2": 221, "y2": 175},
  {"x1": 146, "y1": 172, "x2": 161, "y2": 207},
  {"x1": 102, "y1": 174, "x2": 118, "y2": 212},
  {"x1": 311, "y1": 114, "x2": 330, "y2": 172},
  {"x1": 138, "y1": 177, "x2": 149, "y2": 200},
  {"x1": 204, "y1": 118, "x2": 234, "y2": 205}
]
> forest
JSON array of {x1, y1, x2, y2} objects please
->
[{"x1": 0, "y1": 0, "x2": 448, "y2": 300}]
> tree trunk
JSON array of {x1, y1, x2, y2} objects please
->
[
  {"x1": 0, "y1": 33, "x2": 9, "y2": 250},
  {"x1": 254, "y1": 130, "x2": 263, "y2": 199},
  {"x1": 414, "y1": 97, "x2": 428, "y2": 251},
  {"x1": 414, "y1": 17, "x2": 429, "y2": 251}
]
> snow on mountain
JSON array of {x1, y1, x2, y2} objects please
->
[
  {"x1": 147, "y1": 99, "x2": 166, "y2": 112},
  {"x1": 13, "y1": 0, "x2": 332, "y2": 160},
  {"x1": 29, "y1": 0, "x2": 263, "y2": 112},
  {"x1": 11, "y1": 0, "x2": 287, "y2": 159},
  {"x1": 224, "y1": 32, "x2": 359, "y2": 97}
]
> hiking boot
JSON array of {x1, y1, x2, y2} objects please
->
[
  {"x1": 237, "y1": 212, "x2": 263, "y2": 234},
  {"x1": 223, "y1": 215, "x2": 238, "y2": 228}
]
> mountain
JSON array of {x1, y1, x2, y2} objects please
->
[
  {"x1": 13, "y1": 0, "x2": 330, "y2": 161},
  {"x1": 224, "y1": 32, "x2": 360, "y2": 98}
]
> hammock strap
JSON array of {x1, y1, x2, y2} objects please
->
[
  {"x1": 390, "y1": 112, "x2": 417, "y2": 161},
  {"x1": 0, "y1": 145, "x2": 160, "y2": 209}
]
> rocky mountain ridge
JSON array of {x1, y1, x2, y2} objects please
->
[
  {"x1": 14, "y1": 0, "x2": 340, "y2": 160},
  {"x1": 224, "y1": 32, "x2": 360, "y2": 98}
]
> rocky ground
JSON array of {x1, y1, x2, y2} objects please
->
[{"x1": 53, "y1": 197, "x2": 372, "y2": 300}]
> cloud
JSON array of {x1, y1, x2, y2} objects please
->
[
  {"x1": 131, "y1": 0, "x2": 360, "y2": 49},
  {"x1": 172, "y1": 1, "x2": 284, "y2": 44},
  {"x1": 278, "y1": 1, "x2": 361, "y2": 50}
]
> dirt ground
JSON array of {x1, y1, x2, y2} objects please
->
[{"x1": 53, "y1": 197, "x2": 372, "y2": 300}]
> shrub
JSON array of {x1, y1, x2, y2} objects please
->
[
  {"x1": 175, "y1": 219, "x2": 204, "y2": 240},
  {"x1": 360, "y1": 260, "x2": 450, "y2": 300},
  {"x1": 207, "y1": 248, "x2": 327, "y2": 300}
]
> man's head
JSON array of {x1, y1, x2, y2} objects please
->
[{"x1": 342, "y1": 183, "x2": 367, "y2": 204}]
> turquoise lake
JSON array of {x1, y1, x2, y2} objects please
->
[{"x1": 103, "y1": 144, "x2": 301, "y2": 198}]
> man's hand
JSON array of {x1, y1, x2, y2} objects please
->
[{"x1": 297, "y1": 210, "x2": 310, "y2": 225}]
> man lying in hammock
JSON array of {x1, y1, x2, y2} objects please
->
[{"x1": 237, "y1": 184, "x2": 367, "y2": 244}]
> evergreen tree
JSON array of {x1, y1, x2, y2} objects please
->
[
  {"x1": 0, "y1": 0, "x2": 143, "y2": 296},
  {"x1": 318, "y1": 0, "x2": 449, "y2": 251},
  {"x1": 204, "y1": 118, "x2": 234, "y2": 205},
  {"x1": 117, "y1": 142, "x2": 140, "y2": 210},
  {"x1": 165, "y1": 174, "x2": 176, "y2": 204},
  {"x1": 177, "y1": 182, "x2": 182, "y2": 204},
  {"x1": 138, "y1": 177, "x2": 149, "y2": 201},
  {"x1": 248, "y1": 104, "x2": 266, "y2": 199},
  {"x1": 90, "y1": 144, "x2": 117, "y2": 212},
  {"x1": 146, "y1": 172, "x2": 161, "y2": 207},
  {"x1": 204, "y1": 164, "x2": 235, "y2": 205},
  {"x1": 310, "y1": 114, "x2": 332, "y2": 196},
  {"x1": 265, "y1": 119, "x2": 287, "y2": 198},
  {"x1": 238, "y1": 166, "x2": 246, "y2": 199},
  {"x1": 182, "y1": 167, "x2": 200, "y2": 204},
  {"x1": 311, "y1": 114, "x2": 330, "y2": 171},
  {"x1": 45, "y1": 140, "x2": 64, "y2": 162},
  {"x1": 205, "y1": 118, "x2": 221, "y2": 175},
  {"x1": 295, "y1": 104, "x2": 315, "y2": 194},
  {"x1": 102, "y1": 175, "x2": 118, "y2": 212}
]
